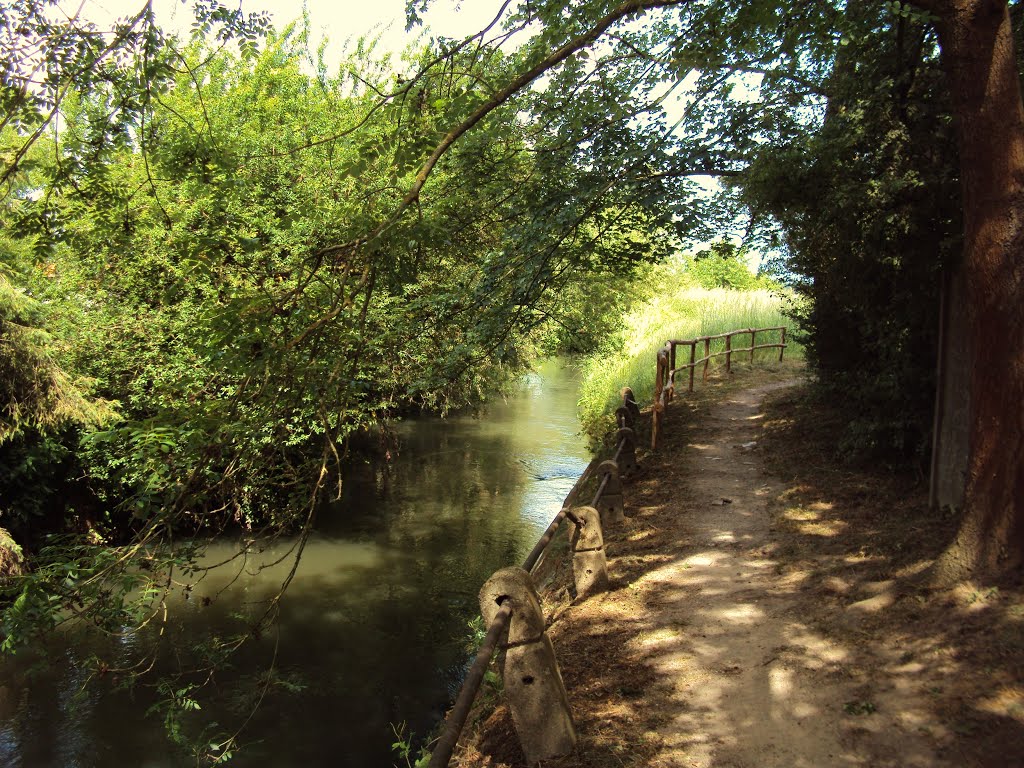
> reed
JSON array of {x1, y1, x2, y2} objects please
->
[{"x1": 577, "y1": 286, "x2": 800, "y2": 438}]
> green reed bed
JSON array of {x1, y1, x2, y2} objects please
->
[{"x1": 577, "y1": 287, "x2": 799, "y2": 439}]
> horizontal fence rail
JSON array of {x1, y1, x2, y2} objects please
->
[
  {"x1": 653, "y1": 326, "x2": 786, "y2": 449},
  {"x1": 430, "y1": 326, "x2": 785, "y2": 765}
]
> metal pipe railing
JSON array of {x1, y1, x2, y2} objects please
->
[
  {"x1": 428, "y1": 601, "x2": 513, "y2": 768},
  {"x1": 432, "y1": 325, "x2": 788, "y2": 764},
  {"x1": 590, "y1": 472, "x2": 610, "y2": 509},
  {"x1": 522, "y1": 507, "x2": 573, "y2": 573}
]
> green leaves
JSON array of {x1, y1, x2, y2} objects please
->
[
  {"x1": 741, "y1": 3, "x2": 956, "y2": 464},
  {"x1": 4, "y1": 1, "x2": 955, "y2": 758},
  {"x1": 883, "y1": 1, "x2": 939, "y2": 24},
  {"x1": 843, "y1": 699, "x2": 877, "y2": 715}
]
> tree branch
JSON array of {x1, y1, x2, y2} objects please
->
[{"x1": 317, "y1": 0, "x2": 690, "y2": 259}]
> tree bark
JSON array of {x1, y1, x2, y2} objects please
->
[{"x1": 920, "y1": 0, "x2": 1024, "y2": 582}]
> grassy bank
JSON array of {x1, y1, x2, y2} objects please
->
[{"x1": 577, "y1": 285, "x2": 799, "y2": 439}]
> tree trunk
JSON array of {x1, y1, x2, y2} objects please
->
[{"x1": 923, "y1": 0, "x2": 1024, "y2": 582}]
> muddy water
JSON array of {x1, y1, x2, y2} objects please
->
[{"x1": 0, "y1": 359, "x2": 589, "y2": 767}]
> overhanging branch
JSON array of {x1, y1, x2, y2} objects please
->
[{"x1": 317, "y1": 0, "x2": 691, "y2": 259}]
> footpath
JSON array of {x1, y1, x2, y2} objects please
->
[{"x1": 458, "y1": 371, "x2": 1023, "y2": 768}]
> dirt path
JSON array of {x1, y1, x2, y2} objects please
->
[
  {"x1": 638, "y1": 380, "x2": 852, "y2": 766},
  {"x1": 460, "y1": 372, "x2": 1023, "y2": 768},
  {"x1": 620, "y1": 380, "x2": 936, "y2": 767}
]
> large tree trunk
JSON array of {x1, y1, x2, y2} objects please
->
[{"x1": 923, "y1": 0, "x2": 1024, "y2": 582}]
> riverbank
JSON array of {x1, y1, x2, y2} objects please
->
[{"x1": 449, "y1": 364, "x2": 1024, "y2": 767}]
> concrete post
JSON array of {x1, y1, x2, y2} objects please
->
[
  {"x1": 479, "y1": 568, "x2": 576, "y2": 763},
  {"x1": 615, "y1": 406, "x2": 631, "y2": 430},
  {"x1": 616, "y1": 427, "x2": 638, "y2": 475},
  {"x1": 570, "y1": 506, "x2": 608, "y2": 599},
  {"x1": 620, "y1": 387, "x2": 641, "y2": 424},
  {"x1": 595, "y1": 459, "x2": 624, "y2": 525}
]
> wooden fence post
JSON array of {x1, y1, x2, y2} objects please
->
[
  {"x1": 652, "y1": 349, "x2": 668, "y2": 450},
  {"x1": 665, "y1": 342, "x2": 674, "y2": 405},
  {"x1": 570, "y1": 506, "x2": 608, "y2": 599},
  {"x1": 688, "y1": 341, "x2": 696, "y2": 392},
  {"x1": 668, "y1": 342, "x2": 676, "y2": 402},
  {"x1": 750, "y1": 329, "x2": 756, "y2": 363},
  {"x1": 725, "y1": 333, "x2": 732, "y2": 373},
  {"x1": 480, "y1": 569, "x2": 576, "y2": 763},
  {"x1": 653, "y1": 350, "x2": 664, "y2": 414},
  {"x1": 779, "y1": 326, "x2": 786, "y2": 361}
]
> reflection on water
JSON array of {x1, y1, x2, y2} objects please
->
[{"x1": 0, "y1": 359, "x2": 589, "y2": 767}]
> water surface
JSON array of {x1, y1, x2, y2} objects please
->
[{"x1": 0, "y1": 359, "x2": 588, "y2": 767}]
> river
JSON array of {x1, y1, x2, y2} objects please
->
[{"x1": 0, "y1": 359, "x2": 590, "y2": 767}]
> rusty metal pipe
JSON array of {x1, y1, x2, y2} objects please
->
[
  {"x1": 564, "y1": 508, "x2": 583, "y2": 527},
  {"x1": 429, "y1": 602, "x2": 513, "y2": 768},
  {"x1": 523, "y1": 508, "x2": 569, "y2": 573},
  {"x1": 590, "y1": 473, "x2": 610, "y2": 508}
]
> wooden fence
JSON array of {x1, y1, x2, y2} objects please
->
[
  {"x1": 428, "y1": 325, "x2": 786, "y2": 767},
  {"x1": 652, "y1": 326, "x2": 786, "y2": 449}
]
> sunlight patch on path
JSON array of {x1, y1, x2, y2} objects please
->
[{"x1": 621, "y1": 382, "x2": 942, "y2": 768}]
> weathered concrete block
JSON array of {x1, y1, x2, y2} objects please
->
[
  {"x1": 505, "y1": 635, "x2": 577, "y2": 763},
  {"x1": 598, "y1": 460, "x2": 622, "y2": 493},
  {"x1": 479, "y1": 568, "x2": 545, "y2": 646},
  {"x1": 478, "y1": 567, "x2": 577, "y2": 764},
  {"x1": 615, "y1": 405, "x2": 633, "y2": 429},
  {"x1": 620, "y1": 387, "x2": 641, "y2": 422},
  {"x1": 597, "y1": 494, "x2": 624, "y2": 526},
  {"x1": 570, "y1": 506, "x2": 604, "y2": 551},
  {"x1": 596, "y1": 460, "x2": 625, "y2": 525},
  {"x1": 573, "y1": 549, "x2": 609, "y2": 598},
  {"x1": 571, "y1": 506, "x2": 608, "y2": 599},
  {"x1": 616, "y1": 427, "x2": 638, "y2": 475}
]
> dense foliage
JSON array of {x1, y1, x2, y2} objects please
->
[
  {"x1": 1, "y1": 17, "x2": 684, "y2": 536},
  {"x1": 576, "y1": 255, "x2": 791, "y2": 441},
  {"x1": 742, "y1": 6, "x2": 962, "y2": 462},
  {"x1": 0, "y1": 5, "x2": 685, "y2": 748}
]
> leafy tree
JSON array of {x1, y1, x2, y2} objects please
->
[
  {"x1": 689, "y1": 240, "x2": 761, "y2": 290},
  {"x1": 0, "y1": 5, "x2": 688, "y2": 750},
  {"x1": 741, "y1": 4, "x2": 960, "y2": 462},
  {"x1": 2, "y1": 0, "x2": 1022, "y2": 756},
  {"x1": 439, "y1": 0, "x2": 1024, "y2": 581}
]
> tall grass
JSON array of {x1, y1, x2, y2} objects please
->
[{"x1": 577, "y1": 284, "x2": 799, "y2": 438}]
